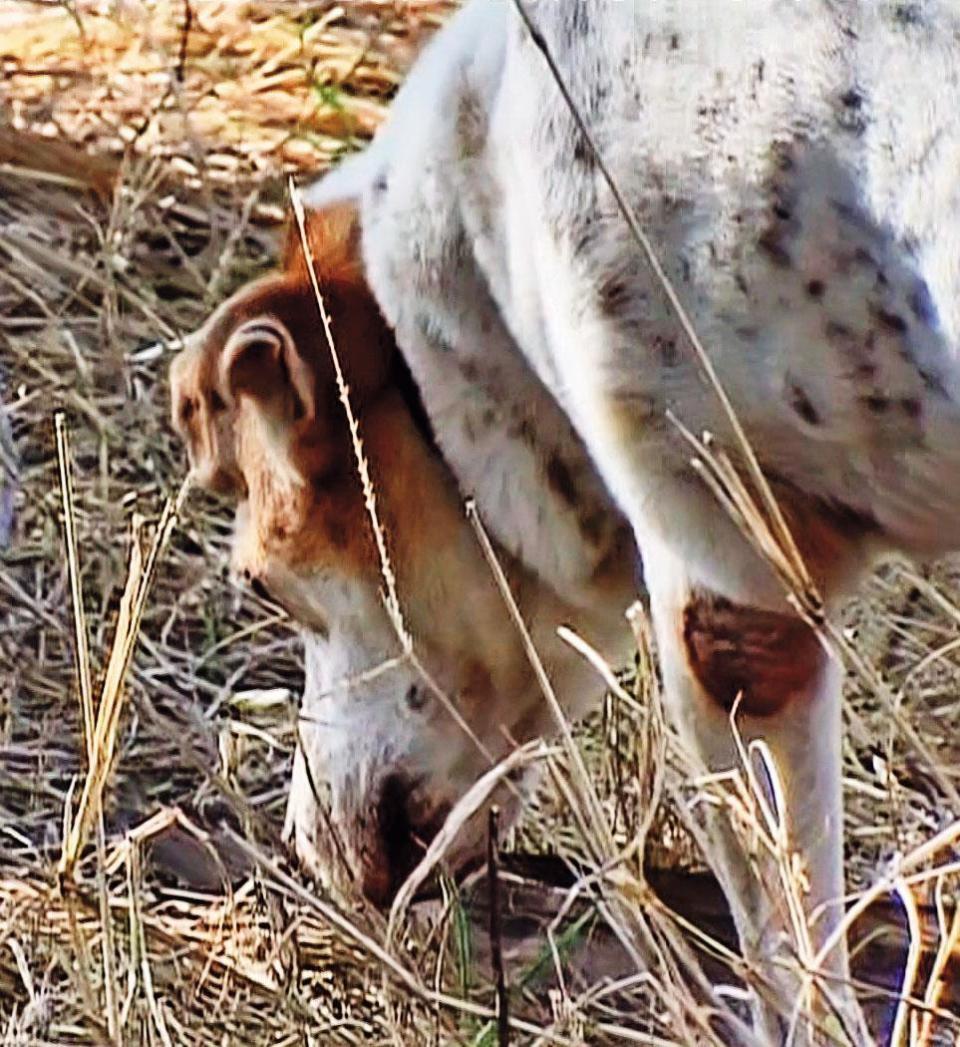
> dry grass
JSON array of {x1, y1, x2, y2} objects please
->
[{"x1": 0, "y1": 2, "x2": 958, "y2": 1044}]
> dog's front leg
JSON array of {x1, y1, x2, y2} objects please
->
[{"x1": 642, "y1": 541, "x2": 870, "y2": 1046}]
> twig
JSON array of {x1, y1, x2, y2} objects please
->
[
  {"x1": 287, "y1": 179, "x2": 408, "y2": 647},
  {"x1": 176, "y1": 0, "x2": 193, "y2": 84},
  {"x1": 917, "y1": 878, "x2": 960, "y2": 1046},
  {"x1": 288, "y1": 178, "x2": 498, "y2": 769},
  {"x1": 488, "y1": 806, "x2": 509, "y2": 1047},
  {"x1": 387, "y1": 741, "x2": 551, "y2": 938},
  {"x1": 465, "y1": 499, "x2": 611, "y2": 857},
  {"x1": 127, "y1": 838, "x2": 174, "y2": 1047},
  {"x1": 58, "y1": 480, "x2": 190, "y2": 880},
  {"x1": 54, "y1": 413, "x2": 94, "y2": 764},
  {"x1": 889, "y1": 877, "x2": 923, "y2": 1047}
]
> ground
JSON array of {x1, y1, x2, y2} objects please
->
[{"x1": 0, "y1": 3, "x2": 957, "y2": 1045}]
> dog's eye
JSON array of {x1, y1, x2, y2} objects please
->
[
  {"x1": 179, "y1": 398, "x2": 196, "y2": 424},
  {"x1": 208, "y1": 390, "x2": 227, "y2": 414}
]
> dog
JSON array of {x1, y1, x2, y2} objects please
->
[{"x1": 289, "y1": 2, "x2": 960, "y2": 1041}]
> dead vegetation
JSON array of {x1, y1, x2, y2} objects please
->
[{"x1": 0, "y1": 2, "x2": 958, "y2": 1044}]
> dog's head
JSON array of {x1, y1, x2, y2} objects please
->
[{"x1": 170, "y1": 201, "x2": 550, "y2": 904}]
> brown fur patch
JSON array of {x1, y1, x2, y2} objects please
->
[
  {"x1": 682, "y1": 591, "x2": 824, "y2": 717},
  {"x1": 170, "y1": 336, "x2": 245, "y2": 493},
  {"x1": 238, "y1": 415, "x2": 377, "y2": 578}
]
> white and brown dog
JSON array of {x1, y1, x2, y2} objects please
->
[{"x1": 174, "y1": 1, "x2": 960, "y2": 1041}]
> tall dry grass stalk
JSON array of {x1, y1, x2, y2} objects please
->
[{"x1": 57, "y1": 430, "x2": 189, "y2": 882}]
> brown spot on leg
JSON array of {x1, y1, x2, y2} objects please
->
[{"x1": 682, "y1": 592, "x2": 825, "y2": 717}]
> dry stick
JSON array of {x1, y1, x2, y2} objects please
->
[
  {"x1": 556, "y1": 622, "x2": 738, "y2": 1021},
  {"x1": 559, "y1": 618, "x2": 696, "y2": 996},
  {"x1": 465, "y1": 501, "x2": 609, "y2": 850},
  {"x1": 58, "y1": 481, "x2": 190, "y2": 880},
  {"x1": 888, "y1": 878, "x2": 923, "y2": 1047},
  {"x1": 54, "y1": 413, "x2": 95, "y2": 763},
  {"x1": 6, "y1": 938, "x2": 37, "y2": 1020},
  {"x1": 463, "y1": 504, "x2": 677, "y2": 992},
  {"x1": 93, "y1": 812, "x2": 118, "y2": 1045},
  {"x1": 54, "y1": 413, "x2": 120, "y2": 1041},
  {"x1": 557, "y1": 619, "x2": 667, "y2": 856},
  {"x1": 58, "y1": 522, "x2": 143, "y2": 882},
  {"x1": 62, "y1": 893, "x2": 99, "y2": 1030},
  {"x1": 388, "y1": 741, "x2": 551, "y2": 938},
  {"x1": 488, "y1": 806, "x2": 509, "y2": 1047},
  {"x1": 127, "y1": 839, "x2": 174, "y2": 1047},
  {"x1": 288, "y1": 180, "x2": 406, "y2": 646},
  {"x1": 464, "y1": 508, "x2": 619, "y2": 908},
  {"x1": 893, "y1": 860, "x2": 960, "y2": 892},
  {"x1": 175, "y1": 0, "x2": 192, "y2": 84},
  {"x1": 467, "y1": 506, "x2": 732, "y2": 1045},
  {"x1": 918, "y1": 883, "x2": 960, "y2": 1046}
]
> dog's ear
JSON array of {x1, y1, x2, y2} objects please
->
[{"x1": 220, "y1": 312, "x2": 316, "y2": 423}]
